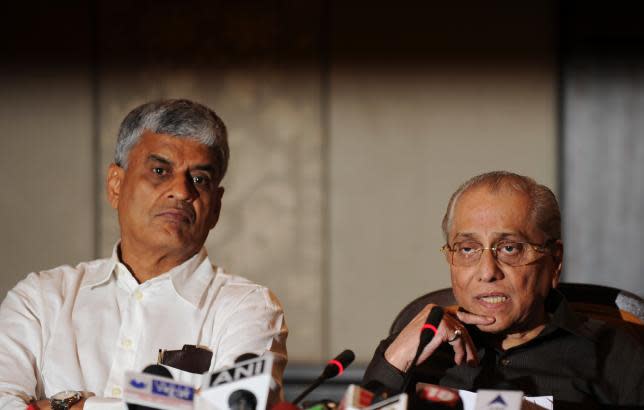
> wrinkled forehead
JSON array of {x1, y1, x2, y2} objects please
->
[
  {"x1": 450, "y1": 185, "x2": 538, "y2": 240},
  {"x1": 130, "y1": 132, "x2": 220, "y2": 167}
]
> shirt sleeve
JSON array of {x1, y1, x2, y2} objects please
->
[
  {"x1": 212, "y1": 285, "x2": 288, "y2": 403},
  {"x1": 0, "y1": 274, "x2": 46, "y2": 409}
]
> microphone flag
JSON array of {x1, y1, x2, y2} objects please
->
[
  {"x1": 195, "y1": 353, "x2": 275, "y2": 410},
  {"x1": 123, "y1": 370, "x2": 195, "y2": 410}
]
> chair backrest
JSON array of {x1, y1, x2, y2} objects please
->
[{"x1": 389, "y1": 282, "x2": 644, "y2": 336}]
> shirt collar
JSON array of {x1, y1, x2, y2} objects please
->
[
  {"x1": 542, "y1": 288, "x2": 597, "y2": 341},
  {"x1": 81, "y1": 242, "x2": 216, "y2": 308},
  {"x1": 79, "y1": 244, "x2": 120, "y2": 289},
  {"x1": 164, "y1": 247, "x2": 214, "y2": 308}
]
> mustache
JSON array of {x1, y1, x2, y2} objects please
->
[{"x1": 156, "y1": 203, "x2": 196, "y2": 223}]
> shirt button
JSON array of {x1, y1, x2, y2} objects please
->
[
  {"x1": 500, "y1": 358, "x2": 511, "y2": 366},
  {"x1": 122, "y1": 338, "x2": 133, "y2": 349},
  {"x1": 112, "y1": 387, "x2": 122, "y2": 397},
  {"x1": 134, "y1": 290, "x2": 143, "y2": 301}
]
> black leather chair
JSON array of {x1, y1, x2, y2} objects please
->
[{"x1": 389, "y1": 282, "x2": 644, "y2": 336}]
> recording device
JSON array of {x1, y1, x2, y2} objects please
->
[
  {"x1": 124, "y1": 364, "x2": 196, "y2": 410},
  {"x1": 400, "y1": 306, "x2": 444, "y2": 393},
  {"x1": 362, "y1": 393, "x2": 407, "y2": 410},
  {"x1": 414, "y1": 383, "x2": 463, "y2": 410},
  {"x1": 360, "y1": 380, "x2": 394, "y2": 404},
  {"x1": 474, "y1": 389, "x2": 523, "y2": 410},
  {"x1": 346, "y1": 381, "x2": 461, "y2": 410},
  {"x1": 270, "y1": 401, "x2": 303, "y2": 410},
  {"x1": 195, "y1": 353, "x2": 275, "y2": 410},
  {"x1": 302, "y1": 399, "x2": 338, "y2": 410},
  {"x1": 339, "y1": 384, "x2": 375, "y2": 410},
  {"x1": 338, "y1": 385, "x2": 407, "y2": 410},
  {"x1": 291, "y1": 350, "x2": 356, "y2": 406}
]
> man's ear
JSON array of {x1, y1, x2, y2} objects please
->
[
  {"x1": 207, "y1": 187, "x2": 225, "y2": 230},
  {"x1": 551, "y1": 240, "x2": 564, "y2": 288},
  {"x1": 106, "y1": 163, "x2": 124, "y2": 210}
]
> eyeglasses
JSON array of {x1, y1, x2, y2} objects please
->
[{"x1": 440, "y1": 240, "x2": 554, "y2": 267}]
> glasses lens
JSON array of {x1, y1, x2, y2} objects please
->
[
  {"x1": 496, "y1": 241, "x2": 547, "y2": 266},
  {"x1": 494, "y1": 242, "x2": 527, "y2": 266},
  {"x1": 451, "y1": 242, "x2": 481, "y2": 267}
]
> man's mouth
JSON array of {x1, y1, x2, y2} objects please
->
[
  {"x1": 479, "y1": 295, "x2": 507, "y2": 304},
  {"x1": 157, "y1": 208, "x2": 195, "y2": 224},
  {"x1": 476, "y1": 294, "x2": 509, "y2": 305}
]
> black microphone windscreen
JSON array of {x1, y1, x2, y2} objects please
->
[
  {"x1": 235, "y1": 353, "x2": 260, "y2": 363},
  {"x1": 127, "y1": 365, "x2": 173, "y2": 409},
  {"x1": 419, "y1": 306, "x2": 444, "y2": 346},
  {"x1": 228, "y1": 389, "x2": 258, "y2": 410},
  {"x1": 321, "y1": 349, "x2": 355, "y2": 379},
  {"x1": 142, "y1": 364, "x2": 173, "y2": 379},
  {"x1": 292, "y1": 349, "x2": 356, "y2": 406}
]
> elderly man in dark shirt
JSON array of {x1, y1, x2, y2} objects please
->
[{"x1": 363, "y1": 171, "x2": 644, "y2": 408}]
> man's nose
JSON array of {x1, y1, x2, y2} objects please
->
[
  {"x1": 167, "y1": 173, "x2": 198, "y2": 201},
  {"x1": 478, "y1": 249, "x2": 504, "y2": 282}
]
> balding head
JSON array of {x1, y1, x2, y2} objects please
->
[{"x1": 442, "y1": 171, "x2": 561, "y2": 243}]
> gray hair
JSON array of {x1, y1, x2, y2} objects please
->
[
  {"x1": 441, "y1": 171, "x2": 561, "y2": 242},
  {"x1": 114, "y1": 99, "x2": 229, "y2": 181}
]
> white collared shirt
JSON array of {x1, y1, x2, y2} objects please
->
[{"x1": 0, "y1": 246, "x2": 288, "y2": 409}]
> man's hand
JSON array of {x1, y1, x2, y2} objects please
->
[{"x1": 384, "y1": 304, "x2": 494, "y2": 372}]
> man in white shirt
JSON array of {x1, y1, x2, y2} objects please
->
[{"x1": 0, "y1": 99, "x2": 288, "y2": 409}]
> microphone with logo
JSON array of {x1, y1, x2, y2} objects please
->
[
  {"x1": 342, "y1": 381, "x2": 462, "y2": 410},
  {"x1": 124, "y1": 364, "x2": 196, "y2": 410},
  {"x1": 414, "y1": 383, "x2": 463, "y2": 410},
  {"x1": 227, "y1": 354, "x2": 261, "y2": 410},
  {"x1": 196, "y1": 352, "x2": 277, "y2": 410}
]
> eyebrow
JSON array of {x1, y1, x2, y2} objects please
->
[
  {"x1": 147, "y1": 154, "x2": 217, "y2": 174},
  {"x1": 453, "y1": 232, "x2": 478, "y2": 240},
  {"x1": 453, "y1": 232, "x2": 530, "y2": 242},
  {"x1": 147, "y1": 154, "x2": 173, "y2": 166},
  {"x1": 191, "y1": 164, "x2": 217, "y2": 174}
]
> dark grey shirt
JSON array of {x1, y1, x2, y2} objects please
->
[{"x1": 363, "y1": 291, "x2": 644, "y2": 408}]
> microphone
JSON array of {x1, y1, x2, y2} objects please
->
[
  {"x1": 235, "y1": 353, "x2": 259, "y2": 363},
  {"x1": 414, "y1": 383, "x2": 463, "y2": 410},
  {"x1": 302, "y1": 399, "x2": 337, "y2": 410},
  {"x1": 400, "y1": 306, "x2": 444, "y2": 393},
  {"x1": 321, "y1": 350, "x2": 355, "y2": 379},
  {"x1": 128, "y1": 365, "x2": 175, "y2": 410},
  {"x1": 339, "y1": 384, "x2": 375, "y2": 409},
  {"x1": 474, "y1": 389, "x2": 523, "y2": 410},
  {"x1": 143, "y1": 364, "x2": 173, "y2": 378},
  {"x1": 340, "y1": 385, "x2": 408, "y2": 410},
  {"x1": 270, "y1": 401, "x2": 303, "y2": 410},
  {"x1": 291, "y1": 350, "x2": 356, "y2": 406},
  {"x1": 123, "y1": 364, "x2": 195, "y2": 410},
  {"x1": 228, "y1": 389, "x2": 258, "y2": 410},
  {"x1": 197, "y1": 352, "x2": 276, "y2": 410}
]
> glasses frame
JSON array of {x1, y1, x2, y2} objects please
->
[{"x1": 440, "y1": 239, "x2": 556, "y2": 267}]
